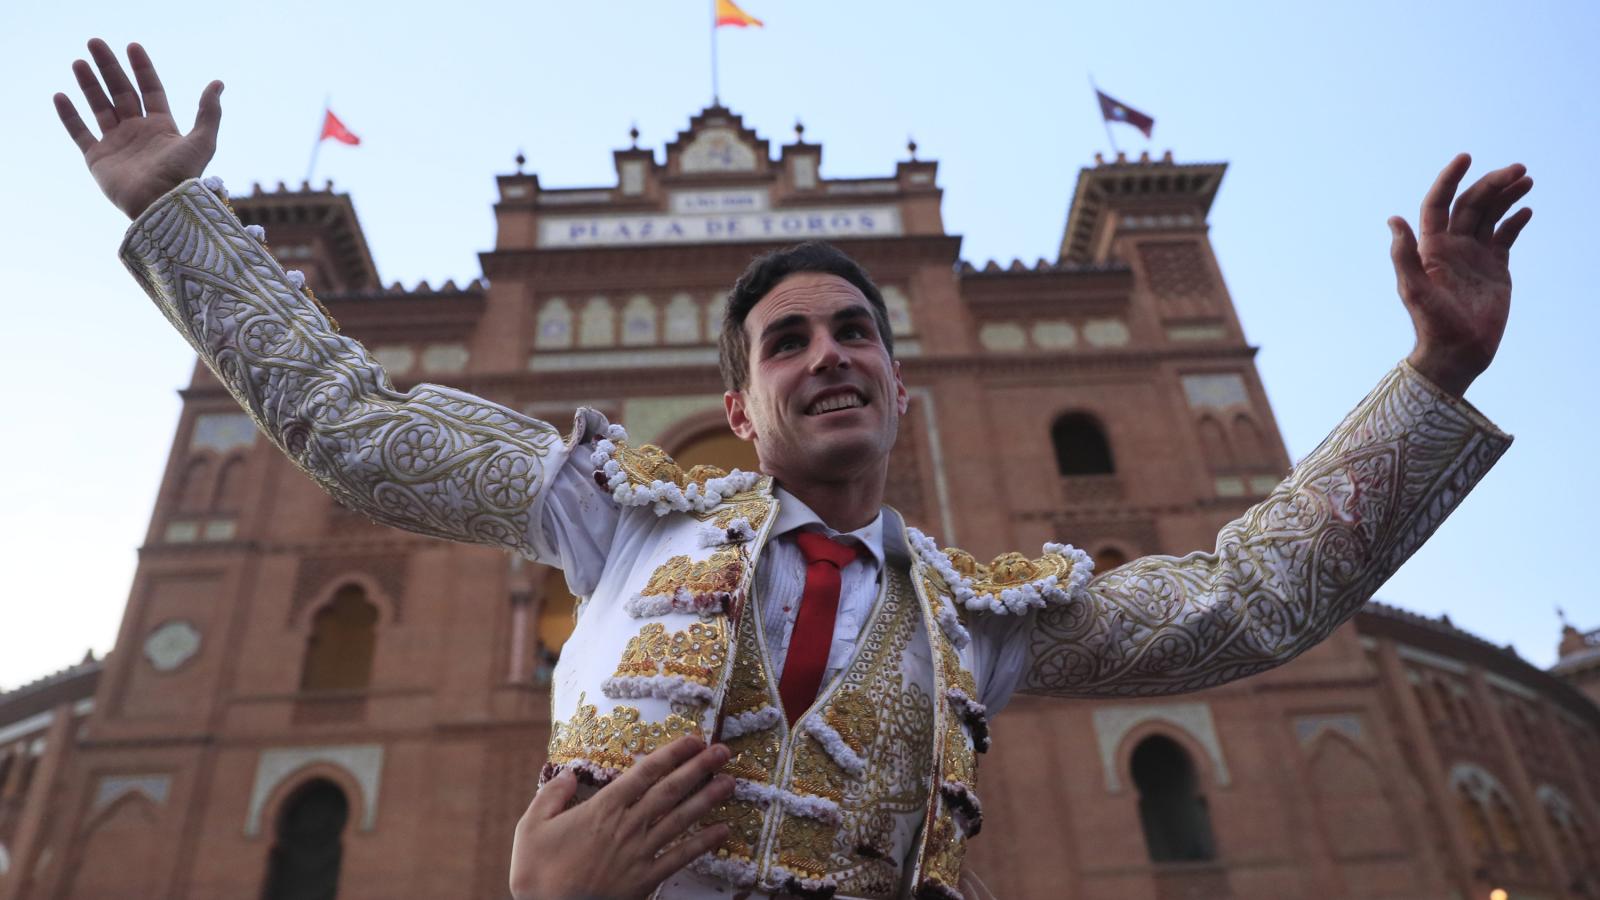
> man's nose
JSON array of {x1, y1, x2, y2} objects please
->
[{"x1": 807, "y1": 333, "x2": 848, "y2": 372}]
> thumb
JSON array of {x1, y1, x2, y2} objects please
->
[
  {"x1": 1388, "y1": 216, "x2": 1429, "y2": 305},
  {"x1": 190, "y1": 80, "x2": 223, "y2": 150},
  {"x1": 525, "y1": 770, "x2": 578, "y2": 823}
]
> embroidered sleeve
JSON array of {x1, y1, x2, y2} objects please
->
[
  {"x1": 1020, "y1": 362, "x2": 1511, "y2": 697},
  {"x1": 119, "y1": 178, "x2": 566, "y2": 556}
]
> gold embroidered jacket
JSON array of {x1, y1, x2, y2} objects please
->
[{"x1": 119, "y1": 178, "x2": 1512, "y2": 900}]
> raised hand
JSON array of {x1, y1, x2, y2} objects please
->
[
  {"x1": 1389, "y1": 153, "x2": 1532, "y2": 397},
  {"x1": 54, "y1": 39, "x2": 223, "y2": 219},
  {"x1": 509, "y1": 737, "x2": 734, "y2": 900}
]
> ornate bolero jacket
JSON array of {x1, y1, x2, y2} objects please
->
[{"x1": 120, "y1": 179, "x2": 1512, "y2": 900}]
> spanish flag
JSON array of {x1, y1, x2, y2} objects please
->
[{"x1": 715, "y1": 0, "x2": 763, "y2": 28}]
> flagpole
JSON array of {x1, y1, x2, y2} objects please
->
[
  {"x1": 305, "y1": 95, "x2": 329, "y2": 186},
  {"x1": 1089, "y1": 75, "x2": 1119, "y2": 156},
  {"x1": 710, "y1": 0, "x2": 720, "y2": 105}
]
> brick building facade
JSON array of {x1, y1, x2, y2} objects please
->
[{"x1": 2, "y1": 105, "x2": 1596, "y2": 899}]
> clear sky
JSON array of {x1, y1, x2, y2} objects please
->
[{"x1": 2, "y1": 0, "x2": 1596, "y2": 691}]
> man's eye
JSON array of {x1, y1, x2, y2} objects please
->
[
  {"x1": 840, "y1": 325, "x2": 869, "y2": 340},
  {"x1": 774, "y1": 336, "x2": 804, "y2": 353}
]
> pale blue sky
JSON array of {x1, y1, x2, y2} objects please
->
[{"x1": 2, "y1": 1, "x2": 1596, "y2": 690}]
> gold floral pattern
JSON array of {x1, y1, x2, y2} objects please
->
[
  {"x1": 641, "y1": 547, "x2": 745, "y2": 600},
  {"x1": 547, "y1": 693, "x2": 703, "y2": 773},
  {"x1": 611, "y1": 620, "x2": 729, "y2": 684}
]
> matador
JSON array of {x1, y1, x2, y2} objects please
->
[{"x1": 56, "y1": 39, "x2": 1532, "y2": 900}]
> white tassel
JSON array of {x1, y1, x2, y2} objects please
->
[
  {"x1": 201, "y1": 175, "x2": 227, "y2": 197},
  {"x1": 804, "y1": 717, "x2": 867, "y2": 776},
  {"x1": 286, "y1": 269, "x2": 306, "y2": 290},
  {"x1": 601, "y1": 674, "x2": 714, "y2": 705},
  {"x1": 244, "y1": 224, "x2": 266, "y2": 241},
  {"x1": 689, "y1": 852, "x2": 759, "y2": 888},
  {"x1": 721, "y1": 705, "x2": 781, "y2": 738}
]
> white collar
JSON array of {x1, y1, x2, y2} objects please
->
[{"x1": 771, "y1": 487, "x2": 885, "y2": 569}]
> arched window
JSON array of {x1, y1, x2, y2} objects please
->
[
  {"x1": 261, "y1": 779, "x2": 349, "y2": 900},
  {"x1": 1051, "y1": 413, "x2": 1115, "y2": 476},
  {"x1": 177, "y1": 456, "x2": 214, "y2": 512},
  {"x1": 1093, "y1": 547, "x2": 1129, "y2": 573},
  {"x1": 1196, "y1": 416, "x2": 1232, "y2": 469},
  {"x1": 299, "y1": 586, "x2": 378, "y2": 692},
  {"x1": 1131, "y1": 735, "x2": 1217, "y2": 862},
  {"x1": 1489, "y1": 792, "x2": 1525, "y2": 856},
  {"x1": 1230, "y1": 414, "x2": 1268, "y2": 467},
  {"x1": 1458, "y1": 787, "x2": 1494, "y2": 857},
  {"x1": 214, "y1": 455, "x2": 248, "y2": 512}
]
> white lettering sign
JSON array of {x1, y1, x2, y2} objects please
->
[
  {"x1": 669, "y1": 189, "x2": 769, "y2": 214},
  {"x1": 539, "y1": 207, "x2": 902, "y2": 248}
]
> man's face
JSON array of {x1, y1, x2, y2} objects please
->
[{"x1": 724, "y1": 273, "x2": 908, "y2": 484}]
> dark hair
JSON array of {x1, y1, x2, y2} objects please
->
[{"x1": 717, "y1": 241, "x2": 894, "y2": 392}]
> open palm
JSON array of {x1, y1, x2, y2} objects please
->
[
  {"x1": 1389, "y1": 154, "x2": 1532, "y2": 396},
  {"x1": 54, "y1": 39, "x2": 223, "y2": 219}
]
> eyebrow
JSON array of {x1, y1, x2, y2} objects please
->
[{"x1": 758, "y1": 305, "x2": 875, "y2": 343}]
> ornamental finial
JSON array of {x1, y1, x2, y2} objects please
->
[
  {"x1": 629, "y1": 122, "x2": 640, "y2": 149},
  {"x1": 907, "y1": 135, "x2": 918, "y2": 160}
]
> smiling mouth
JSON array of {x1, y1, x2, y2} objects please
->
[{"x1": 805, "y1": 392, "x2": 867, "y2": 416}]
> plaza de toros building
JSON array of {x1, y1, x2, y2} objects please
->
[{"x1": 2, "y1": 105, "x2": 1597, "y2": 900}]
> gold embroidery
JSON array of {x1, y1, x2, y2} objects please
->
[
  {"x1": 938, "y1": 546, "x2": 1083, "y2": 599},
  {"x1": 825, "y1": 690, "x2": 880, "y2": 757},
  {"x1": 705, "y1": 585, "x2": 781, "y2": 860},
  {"x1": 612, "y1": 620, "x2": 729, "y2": 684},
  {"x1": 706, "y1": 497, "x2": 773, "y2": 531},
  {"x1": 641, "y1": 547, "x2": 744, "y2": 600},
  {"x1": 774, "y1": 569, "x2": 935, "y2": 898},
  {"x1": 614, "y1": 443, "x2": 691, "y2": 488},
  {"x1": 547, "y1": 694, "x2": 703, "y2": 772},
  {"x1": 777, "y1": 815, "x2": 838, "y2": 876}
]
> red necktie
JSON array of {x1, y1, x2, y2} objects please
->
[{"x1": 778, "y1": 531, "x2": 861, "y2": 726}]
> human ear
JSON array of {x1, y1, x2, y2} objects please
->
[
  {"x1": 892, "y1": 360, "x2": 909, "y2": 415},
  {"x1": 724, "y1": 390, "x2": 758, "y2": 441}
]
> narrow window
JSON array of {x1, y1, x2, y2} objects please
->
[
  {"x1": 1131, "y1": 735, "x2": 1217, "y2": 862},
  {"x1": 261, "y1": 779, "x2": 349, "y2": 900}
]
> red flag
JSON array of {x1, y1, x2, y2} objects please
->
[
  {"x1": 319, "y1": 109, "x2": 361, "y2": 146},
  {"x1": 1095, "y1": 90, "x2": 1154, "y2": 139}
]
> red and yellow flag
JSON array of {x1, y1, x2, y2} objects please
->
[{"x1": 715, "y1": 0, "x2": 762, "y2": 28}]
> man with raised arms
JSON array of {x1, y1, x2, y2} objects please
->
[{"x1": 57, "y1": 39, "x2": 1529, "y2": 900}]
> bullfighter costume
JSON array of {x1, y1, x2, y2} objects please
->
[{"x1": 119, "y1": 178, "x2": 1511, "y2": 899}]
